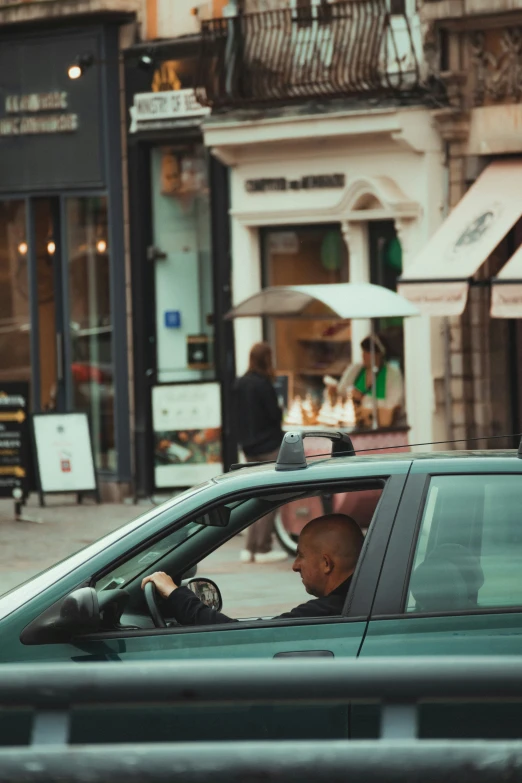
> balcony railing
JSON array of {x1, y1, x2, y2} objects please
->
[{"x1": 197, "y1": 0, "x2": 425, "y2": 108}]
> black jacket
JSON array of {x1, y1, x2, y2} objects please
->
[
  {"x1": 164, "y1": 576, "x2": 353, "y2": 626},
  {"x1": 234, "y1": 371, "x2": 283, "y2": 458}
]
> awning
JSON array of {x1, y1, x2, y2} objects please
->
[
  {"x1": 225, "y1": 283, "x2": 419, "y2": 320},
  {"x1": 398, "y1": 161, "x2": 522, "y2": 317},
  {"x1": 491, "y1": 244, "x2": 522, "y2": 318}
]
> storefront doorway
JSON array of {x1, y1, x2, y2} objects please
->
[{"x1": 0, "y1": 195, "x2": 114, "y2": 471}]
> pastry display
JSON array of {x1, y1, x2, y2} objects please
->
[
  {"x1": 285, "y1": 397, "x2": 304, "y2": 426},
  {"x1": 340, "y1": 397, "x2": 356, "y2": 427},
  {"x1": 287, "y1": 388, "x2": 358, "y2": 430}
]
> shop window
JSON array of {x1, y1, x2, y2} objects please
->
[
  {"x1": 262, "y1": 225, "x2": 351, "y2": 426},
  {"x1": 151, "y1": 145, "x2": 214, "y2": 384},
  {"x1": 66, "y1": 197, "x2": 115, "y2": 472},
  {"x1": 0, "y1": 201, "x2": 31, "y2": 387}
]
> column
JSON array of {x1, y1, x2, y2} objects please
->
[
  {"x1": 395, "y1": 216, "x2": 434, "y2": 446},
  {"x1": 341, "y1": 221, "x2": 370, "y2": 364},
  {"x1": 231, "y1": 218, "x2": 263, "y2": 377}
]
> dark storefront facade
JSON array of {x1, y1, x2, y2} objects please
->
[
  {"x1": 125, "y1": 41, "x2": 235, "y2": 497},
  {"x1": 0, "y1": 25, "x2": 131, "y2": 491}
]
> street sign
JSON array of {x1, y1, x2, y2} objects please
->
[
  {"x1": 0, "y1": 382, "x2": 29, "y2": 499},
  {"x1": 164, "y1": 310, "x2": 181, "y2": 328}
]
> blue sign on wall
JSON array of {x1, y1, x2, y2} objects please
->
[{"x1": 164, "y1": 311, "x2": 181, "y2": 329}]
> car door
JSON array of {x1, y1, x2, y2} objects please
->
[
  {"x1": 356, "y1": 456, "x2": 522, "y2": 739},
  {"x1": 9, "y1": 469, "x2": 408, "y2": 744}
]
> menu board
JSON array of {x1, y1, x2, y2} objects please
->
[
  {"x1": 152, "y1": 382, "x2": 223, "y2": 488},
  {"x1": 0, "y1": 382, "x2": 29, "y2": 499}
]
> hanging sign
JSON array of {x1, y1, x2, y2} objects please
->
[
  {"x1": 32, "y1": 412, "x2": 97, "y2": 494},
  {"x1": 129, "y1": 89, "x2": 210, "y2": 133},
  {"x1": 0, "y1": 383, "x2": 29, "y2": 499}
]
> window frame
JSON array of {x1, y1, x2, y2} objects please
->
[
  {"x1": 76, "y1": 473, "x2": 407, "y2": 642},
  {"x1": 371, "y1": 469, "x2": 522, "y2": 620}
]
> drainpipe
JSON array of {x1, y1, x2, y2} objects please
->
[
  {"x1": 224, "y1": 0, "x2": 239, "y2": 99},
  {"x1": 442, "y1": 140, "x2": 454, "y2": 443}
]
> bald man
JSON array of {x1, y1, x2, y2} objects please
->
[{"x1": 141, "y1": 514, "x2": 364, "y2": 625}]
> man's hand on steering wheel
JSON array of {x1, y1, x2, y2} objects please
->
[{"x1": 141, "y1": 571, "x2": 178, "y2": 597}]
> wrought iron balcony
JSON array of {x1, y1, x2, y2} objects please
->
[{"x1": 197, "y1": 0, "x2": 424, "y2": 108}]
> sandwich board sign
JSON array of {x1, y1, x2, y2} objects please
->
[{"x1": 32, "y1": 412, "x2": 98, "y2": 498}]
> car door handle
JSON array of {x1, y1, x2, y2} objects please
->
[{"x1": 273, "y1": 650, "x2": 334, "y2": 658}]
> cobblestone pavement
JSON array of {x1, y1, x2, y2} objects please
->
[{"x1": 0, "y1": 493, "x2": 308, "y2": 616}]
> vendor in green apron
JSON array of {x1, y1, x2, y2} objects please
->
[{"x1": 326, "y1": 334, "x2": 404, "y2": 428}]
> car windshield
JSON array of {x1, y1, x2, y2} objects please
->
[
  {"x1": 0, "y1": 480, "x2": 215, "y2": 621},
  {"x1": 96, "y1": 519, "x2": 205, "y2": 591}
]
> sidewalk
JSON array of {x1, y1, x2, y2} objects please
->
[{"x1": 0, "y1": 493, "x2": 306, "y2": 616}]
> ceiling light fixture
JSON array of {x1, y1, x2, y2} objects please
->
[
  {"x1": 96, "y1": 239, "x2": 107, "y2": 254},
  {"x1": 17, "y1": 242, "x2": 28, "y2": 256},
  {"x1": 68, "y1": 53, "x2": 94, "y2": 80},
  {"x1": 138, "y1": 54, "x2": 155, "y2": 71},
  {"x1": 47, "y1": 240, "x2": 56, "y2": 256}
]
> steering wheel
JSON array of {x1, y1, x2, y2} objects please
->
[{"x1": 143, "y1": 582, "x2": 166, "y2": 628}]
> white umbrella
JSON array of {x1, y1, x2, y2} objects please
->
[
  {"x1": 226, "y1": 283, "x2": 419, "y2": 431},
  {"x1": 225, "y1": 283, "x2": 420, "y2": 320}
]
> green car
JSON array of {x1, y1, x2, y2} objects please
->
[{"x1": 0, "y1": 431, "x2": 521, "y2": 742}]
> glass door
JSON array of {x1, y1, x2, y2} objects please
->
[
  {"x1": 0, "y1": 195, "x2": 116, "y2": 474},
  {"x1": 31, "y1": 197, "x2": 65, "y2": 412}
]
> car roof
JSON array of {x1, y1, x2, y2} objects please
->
[{"x1": 212, "y1": 449, "x2": 522, "y2": 487}]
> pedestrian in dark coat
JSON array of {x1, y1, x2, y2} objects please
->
[{"x1": 234, "y1": 342, "x2": 287, "y2": 563}]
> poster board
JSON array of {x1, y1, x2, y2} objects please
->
[
  {"x1": 152, "y1": 382, "x2": 223, "y2": 489},
  {"x1": 0, "y1": 382, "x2": 30, "y2": 499},
  {"x1": 32, "y1": 412, "x2": 97, "y2": 494}
]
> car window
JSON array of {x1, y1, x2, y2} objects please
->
[
  {"x1": 96, "y1": 520, "x2": 205, "y2": 592},
  {"x1": 407, "y1": 474, "x2": 522, "y2": 613},
  {"x1": 179, "y1": 486, "x2": 382, "y2": 620}
]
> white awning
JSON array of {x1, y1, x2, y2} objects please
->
[
  {"x1": 491, "y1": 244, "x2": 522, "y2": 318},
  {"x1": 225, "y1": 283, "x2": 419, "y2": 320},
  {"x1": 398, "y1": 160, "x2": 522, "y2": 316}
]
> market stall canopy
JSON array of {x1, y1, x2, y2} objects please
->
[
  {"x1": 491, "y1": 244, "x2": 522, "y2": 318},
  {"x1": 398, "y1": 161, "x2": 522, "y2": 317},
  {"x1": 225, "y1": 283, "x2": 419, "y2": 320}
]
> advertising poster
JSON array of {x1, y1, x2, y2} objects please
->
[
  {"x1": 0, "y1": 382, "x2": 29, "y2": 498},
  {"x1": 152, "y1": 383, "x2": 222, "y2": 489},
  {"x1": 32, "y1": 413, "x2": 96, "y2": 493}
]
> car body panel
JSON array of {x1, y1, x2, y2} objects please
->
[{"x1": 356, "y1": 451, "x2": 522, "y2": 739}]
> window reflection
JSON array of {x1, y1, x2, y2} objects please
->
[
  {"x1": 0, "y1": 201, "x2": 30, "y2": 386},
  {"x1": 66, "y1": 197, "x2": 115, "y2": 471}
]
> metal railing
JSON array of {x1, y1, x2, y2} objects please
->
[
  {"x1": 197, "y1": 0, "x2": 424, "y2": 108},
  {"x1": 1, "y1": 657, "x2": 522, "y2": 780}
]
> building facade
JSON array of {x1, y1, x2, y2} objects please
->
[
  {"x1": 0, "y1": 2, "x2": 140, "y2": 499},
  {"x1": 197, "y1": 0, "x2": 447, "y2": 448},
  {"x1": 398, "y1": 0, "x2": 522, "y2": 448},
  {"x1": 124, "y1": 28, "x2": 237, "y2": 497}
]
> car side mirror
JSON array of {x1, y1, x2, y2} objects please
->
[
  {"x1": 186, "y1": 578, "x2": 222, "y2": 611},
  {"x1": 20, "y1": 586, "x2": 101, "y2": 645},
  {"x1": 58, "y1": 587, "x2": 101, "y2": 633}
]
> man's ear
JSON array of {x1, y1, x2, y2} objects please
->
[{"x1": 323, "y1": 554, "x2": 334, "y2": 574}]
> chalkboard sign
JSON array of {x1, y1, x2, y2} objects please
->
[{"x1": 0, "y1": 382, "x2": 29, "y2": 499}]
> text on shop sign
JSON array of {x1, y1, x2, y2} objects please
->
[
  {"x1": 130, "y1": 89, "x2": 210, "y2": 132},
  {"x1": 0, "y1": 92, "x2": 78, "y2": 137},
  {"x1": 245, "y1": 174, "x2": 345, "y2": 193}
]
